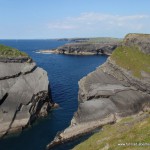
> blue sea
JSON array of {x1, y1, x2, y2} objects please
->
[{"x1": 0, "y1": 40, "x2": 108, "y2": 150}]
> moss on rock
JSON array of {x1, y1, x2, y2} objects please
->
[{"x1": 0, "y1": 44, "x2": 28, "y2": 58}]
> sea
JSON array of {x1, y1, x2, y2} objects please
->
[{"x1": 0, "y1": 39, "x2": 108, "y2": 150}]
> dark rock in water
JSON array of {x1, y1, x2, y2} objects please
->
[{"x1": 0, "y1": 57, "x2": 54, "y2": 138}]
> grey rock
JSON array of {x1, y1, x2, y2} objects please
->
[
  {"x1": 75, "y1": 58, "x2": 150, "y2": 124},
  {"x1": 124, "y1": 33, "x2": 150, "y2": 54},
  {"x1": 74, "y1": 98, "x2": 118, "y2": 123},
  {"x1": 46, "y1": 34, "x2": 150, "y2": 149},
  {"x1": 0, "y1": 59, "x2": 53, "y2": 138},
  {"x1": 40, "y1": 42, "x2": 120, "y2": 56}
]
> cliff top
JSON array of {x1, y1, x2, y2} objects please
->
[
  {"x1": 111, "y1": 33, "x2": 150, "y2": 78},
  {"x1": 58, "y1": 37, "x2": 122, "y2": 43},
  {"x1": 111, "y1": 45, "x2": 150, "y2": 78},
  {"x1": 73, "y1": 113, "x2": 150, "y2": 150},
  {"x1": 123, "y1": 33, "x2": 150, "y2": 54},
  {"x1": 124, "y1": 33, "x2": 150, "y2": 39},
  {"x1": 0, "y1": 44, "x2": 28, "y2": 58}
]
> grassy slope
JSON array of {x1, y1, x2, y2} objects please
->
[
  {"x1": 0, "y1": 44, "x2": 28, "y2": 58},
  {"x1": 87, "y1": 37, "x2": 122, "y2": 43},
  {"x1": 111, "y1": 45, "x2": 150, "y2": 78},
  {"x1": 68, "y1": 37, "x2": 122, "y2": 44},
  {"x1": 73, "y1": 113, "x2": 150, "y2": 150},
  {"x1": 73, "y1": 44, "x2": 150, "y2": 150}
]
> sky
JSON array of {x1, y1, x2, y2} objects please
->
[{"x1": 0, "y1": 0, "x2": 150, "y2": 39}]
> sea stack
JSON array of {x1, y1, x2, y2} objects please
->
[{"x1": 0, "y1": 45, "x2": 54, "y2": 138}]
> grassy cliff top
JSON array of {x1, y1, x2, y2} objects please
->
[
  {"x1": 60, "y1": 37, "x2": 122, "y2": 44},
  {"x1": 111, "y1": 45, "x2": 150, "y2": 78},
  {"x1": 86, "y1": 37, "x2": 122, "y2": 44},
  {"x1": 73, "y1": 113, "x2": 150, "y2": 150},
  {"x1": 0, "y1": 44, "x2": 28, "y2": 58},
  {"x1": 124, "y1": 33, "x2": 150, "y2": 39}
]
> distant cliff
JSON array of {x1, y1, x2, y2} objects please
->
[
  {"x1": 47, "y1": 33, "x2": 150, "y2": 149},
  {"x1": 39, "y1": 37, "x2": 121, "y2": 55},
  {"x1": 0, "y1": 45, "x2": 54, "y2": 138}
]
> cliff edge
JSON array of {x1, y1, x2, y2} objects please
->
[
  {"x1": 47, "y1": 33, "x2": 150, "y2": 149},
  {"x1": 39, "y1": 37, "x2": 121, "y2": 55},
  {"x1": 0, "y1": 45, "x2": 54, "y2": 138}
]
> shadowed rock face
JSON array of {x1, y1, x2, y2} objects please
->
[
  {"x1": 0, "y1": 57, "x2": 53, "y2": 138},
  {"x1": 55, "y1": 43, "x2": 118, "y2": 55}
]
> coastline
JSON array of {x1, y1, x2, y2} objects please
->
[
  {"x1": 37, "y1": 49, "x2": 112, "y2": 56},
  {"x1": 46, "y1": 33, "x2": 150, "y2": 149}
]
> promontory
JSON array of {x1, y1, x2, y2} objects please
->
[
  {"x1": 0, "y1": 45, "x2": 54, "y2": 138},
  {"x1": 47, "y1": 33, "x2": 150, "y2": 149},
  {"x1": 38, "y1": 37, "x2": 121, "y2": 55}
]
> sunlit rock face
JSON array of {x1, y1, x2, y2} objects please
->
[{"x1": 0, "y1": 57, "x2": 53, "y2": 138}]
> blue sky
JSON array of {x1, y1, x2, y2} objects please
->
[{"x1": 0, "y1": 0, "x2": 150, "y2": 39}]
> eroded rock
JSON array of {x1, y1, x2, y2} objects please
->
[
  {"x1": 0, "y1": 58, "x2": 53, "y2": 138},
  {"x1": 46, "y1": 33, "x2": 150, "y2": 149}
]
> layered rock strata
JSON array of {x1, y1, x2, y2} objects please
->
[
  {"x1": 0, "y1": 57, "x2": 54, "y2": 138},
  {"x1": 39, "y1": 42, "x2": 119, "y2": 55},
  {"x1": 47, "y1": 33, "x2": 150, "y2": 149}
]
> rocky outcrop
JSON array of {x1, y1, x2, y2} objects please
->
[
  {"x1": 124, "y1": 33, "x2": 150, "y2": 54},
  {"x1": 0, "y1": 57, "x2": 54, "y2": 138},
  {"x1": 39, "y1": 42, "x2": 119, "y2": 56},
  {"x1": 46, "y1": 33, "x2": 150, "y2": 149}
]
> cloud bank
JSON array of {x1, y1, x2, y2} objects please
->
[{"x1": 47, "y1": 12, "x2": 150, "y2": 37}]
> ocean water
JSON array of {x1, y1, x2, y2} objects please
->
[{"x1": 0, "y1": 40, "x2": 108, "y2": 150}]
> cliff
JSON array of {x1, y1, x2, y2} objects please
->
[
  {"x1": 73, "y1": 112, "x2": 150, "y2": 150},
  {"x1": 124, "y1": 33, "x2": 150, "y2": 54},
  {"x1": 47, "y1": 33, "x2": 150, "y2": 149},
  {"x1": 0, "y1": 45, "x2": 54, "y2": 138},
  {"x1": 39, "y1": 38, "x2": 121, "y2": 55},
  {"x1": 52, "y1": 42, "x2": 118, "y2": 55}
]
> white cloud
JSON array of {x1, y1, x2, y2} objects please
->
[
  {"x1": 47, "y1": 12, "x2": 150, "y2": 37},
  {"x1": 48, "y1": 22, "x2": 77, "y2": 30}
]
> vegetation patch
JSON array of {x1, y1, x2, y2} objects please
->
[
  {"x1": 111, "y1": 45, "x2": 150, "y2": 78},
  {"x1": 87, "y1": 37, "x2": 122, "y2": 44},
  {"x1": 77, "y1": 37, "x2": 122, "y2": 44},
  {"x1": 73, "y1": 113, "x2": 150, "y2": 150},
  {"x1": 0, "y1": 44, "x2": 28, "y2": 58}
]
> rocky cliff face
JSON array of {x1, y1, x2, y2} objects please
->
[
  {"x1": 55, "y1": 42, "x2": 118, "y2": 55},
  {"x1": 124, "y1": 33, "x2": 150, "y2": 54},
  {"x1": 0, "y1": 57, "x2": 53, "y2": 138},
  {"x1": 39, "y1": 42, "x2": 119, "y2": 56},
  {"x1": 47, "y1": 33, "x2": 150, "y2": 149},
  {"x1": 76, "y1": 33, "x2": 150, "y2": 124}
]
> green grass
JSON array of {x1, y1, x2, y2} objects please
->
[
  {"x1": 0, "y1": 44, "x2": 28, "y2": 58},
  {"x1": 87, "y1": 37, "x2": 122, "y2": 44},
  {"x1": 111, "y1": 45, "x2": 150, "y2": 78},
  {"x1": 68, "y1": 37, "x2": 122, "y2": 44},
  {"x1": 73, "y1": 114, "x2": 150, "y2": 150}
]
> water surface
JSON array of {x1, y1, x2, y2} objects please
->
[{"x1": 0, "y1": 40, "x2": 108, "y2": 150}]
